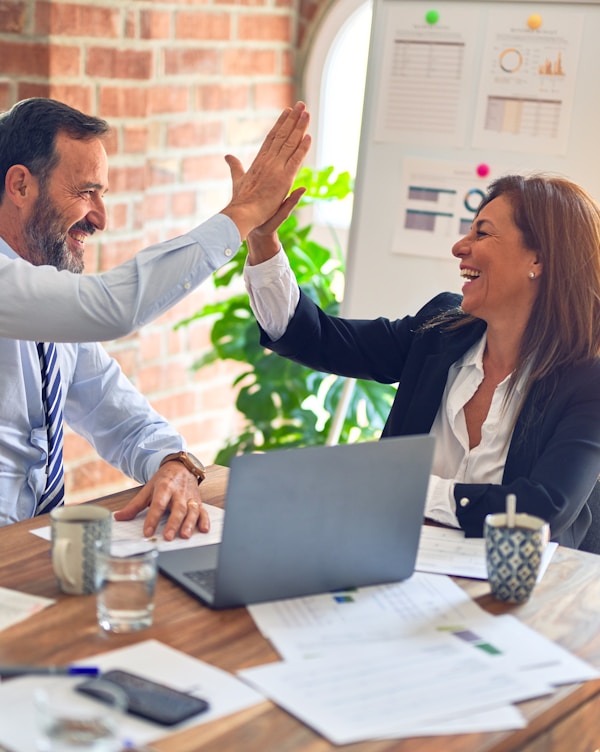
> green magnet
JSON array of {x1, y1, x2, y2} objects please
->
[{"x1": 425, "y1": 9, "x2": 440, "y2": 25}]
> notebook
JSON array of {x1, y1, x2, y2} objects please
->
[{"x1": 158, "y1": 435, "x2": 435, "y2": 609}]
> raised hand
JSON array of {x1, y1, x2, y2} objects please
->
[{"x1": 221, "y1": 102, "x2": 311, "y2": 240}]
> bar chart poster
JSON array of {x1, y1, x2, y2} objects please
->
[
  {"x1": 472, "y1": 8, "x2": 583, "y2": 154},
  {"x1": 392, "y1": 157, "x2": 512, "y2": 259}
]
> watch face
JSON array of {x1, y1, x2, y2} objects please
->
[
  {"x1": 180, "y1": 453, "x2": 206, "y2": 484},
  {"x1": 161, "y1": 452, "x2": 205, "y2": 482},
  {"x1": 186, "y1": 453, "x2": 205, "y2": 473}
]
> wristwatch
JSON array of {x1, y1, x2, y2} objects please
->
[{"x1": 159, "y1": 451, "x2": 206, "y2": 485}]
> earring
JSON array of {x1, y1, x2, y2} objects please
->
[{"x1": 529, "y1": 271, "x2": 536, "y2": 279}]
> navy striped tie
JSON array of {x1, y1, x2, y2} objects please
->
[{"x1": 36, "y1": 342, "x2": 65, "y2": 514}]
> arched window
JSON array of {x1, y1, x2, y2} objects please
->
[{"x1": 302, "y1": 0, "x2": 373, "y2": 236}]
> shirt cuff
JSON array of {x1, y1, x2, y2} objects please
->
[
  {"x1": 424, "y1": 475, "x2": 460, "y2": 529},
  {"x1": 187, "y1": 214, "x2": 241, "y2": 271},
  {"x1": 143, "y1": 442, "x2": 187, "y2": 481},
  {"x1": 243, "y1": 247, "x2": 291, "y2": 287},
  {"x1": 243, "y1": 249, "x2": 299, "y2": 341}
]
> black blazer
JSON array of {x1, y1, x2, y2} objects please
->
[{"x1": 260, "y1": 291, "x2": 600, "y2": 548}]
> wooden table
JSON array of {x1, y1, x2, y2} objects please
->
[{"x1": 2, "y1": 465, "x2": 600, "y2": 752}]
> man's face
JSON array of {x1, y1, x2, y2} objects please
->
[{"x1": 23, "y1": 132, "x2": 109, "y2": 272}]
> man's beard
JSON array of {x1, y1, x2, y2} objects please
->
[{"x1": 23, "y1": 191, "x2": 95, "y2": 273}]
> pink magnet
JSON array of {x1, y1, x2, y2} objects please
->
[{"x1": 476, "y1": 163, "x2": 490, "y2": 178}]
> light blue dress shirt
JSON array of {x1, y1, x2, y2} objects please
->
[
  {"x1": 0, "y1": 214, "x2": 241, "y2": 525},
  {"x1": 0, "y1": 213, "x2": 240, "y2": 342}
]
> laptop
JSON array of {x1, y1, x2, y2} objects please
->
[{"x1": 158, "y1": 434, "x2": 435, "y2": 609}]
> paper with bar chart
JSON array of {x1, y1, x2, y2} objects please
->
[
  {"x1": 472, "y1": 8, "x2": 583, "y2": 154},
  {"x1": 392, "y1": 156, "x2": 517, "y2": 258}
]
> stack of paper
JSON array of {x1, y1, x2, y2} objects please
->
[
  {"x1": 31, "y1": 503, "x2": 225, "y2": 554},
  {"x1": 0, "y1": 586, "x2": 54, "y2": 632},
  {"x1": 416, "y1": 525, "x2": 558, "y2": 580},
  {"x1": 240, "y1": 573, "x2": 598, "y2": 744}
]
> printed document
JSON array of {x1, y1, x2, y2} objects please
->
[{"x1": 416, "y1": 524, "x2": 557, "y2": 580}]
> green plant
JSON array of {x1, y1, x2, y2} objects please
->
[{"x1": 176, "y1": 166, "x2": 395, "y2": 465}]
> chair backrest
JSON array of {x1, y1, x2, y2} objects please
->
[{"x1": 578, "y1": 479, "x2": 600, "y2": 554}]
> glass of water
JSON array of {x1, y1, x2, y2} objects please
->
[
  {"x1": 96, "y1": 540, "x2": 158, "y2": 633},
  {"x1": 35, "y1": 677, "x2": 127, "y2": 751}
]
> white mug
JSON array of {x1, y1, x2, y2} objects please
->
[{"x1": 50, "y1": 506, "x2": 111, "y2": 594}]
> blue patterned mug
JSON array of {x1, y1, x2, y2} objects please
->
[
  {"x1": 50, "y1": 506, "x2": 111, "y2": 595},
  {"x1": 484, "y1": 512, "x2": 549, "y2": 603}
]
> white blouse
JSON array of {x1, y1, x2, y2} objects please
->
[{"x1": 244, "y1": 250, "x2": 524, "y2": 529}]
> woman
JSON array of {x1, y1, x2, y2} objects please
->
[{"x1": 243, "y1": 174, "x2": 600, "y2": 549}]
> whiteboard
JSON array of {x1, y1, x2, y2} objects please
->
[{"x1": 342, "y1": 0, "x2": 600, "y2": 320}]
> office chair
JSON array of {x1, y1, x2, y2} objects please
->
[{"x1": 578, "y1": 480, "x2": 600, "y2": 554}]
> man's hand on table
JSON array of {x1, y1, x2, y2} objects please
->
[{"x1": 113, "y1": 462, "x2": 210, "y2": 541}]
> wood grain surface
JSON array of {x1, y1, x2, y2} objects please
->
[{"x1": 2, "y1": 465, "x2": 600, "y2": 751}]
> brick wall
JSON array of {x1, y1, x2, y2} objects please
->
[{"x1": 0, "y1": 0, "x2": 326, "y2": 503}]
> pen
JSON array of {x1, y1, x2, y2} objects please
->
[{"x1": 0, "y1": 665, "x2": 100, "y2": 678}]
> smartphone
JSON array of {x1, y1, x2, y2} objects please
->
[{"x1": 76, "y1": 669, "x2": 210, "y2": 726}]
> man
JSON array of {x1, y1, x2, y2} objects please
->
[
  {"x1": 0, "y1": 98, "x2": 310, "y2": 343},
  {"x1": 0, "y1": 97, "x2": 310, "y2": 539}
]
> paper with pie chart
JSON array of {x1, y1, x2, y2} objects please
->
[{"x1": 472, "y1": 7, "x2": 583, "y2": 154}]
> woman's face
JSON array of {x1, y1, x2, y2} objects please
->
[{"x1": 452, "y1": 194, "x2": 541, "y2": 326}]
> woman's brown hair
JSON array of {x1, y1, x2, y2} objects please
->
[{"x1": 431, "y1": 174, "x2": 600, "y2": 392}]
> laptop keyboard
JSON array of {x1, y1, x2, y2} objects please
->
[{"x1": 184, "y1": 568, "x2": 217, "y2": 595}]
